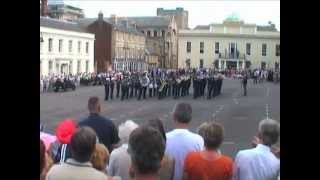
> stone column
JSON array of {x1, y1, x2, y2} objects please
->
[{"x1": 237, "y1": 61, "x2": 239, "y2": 70}]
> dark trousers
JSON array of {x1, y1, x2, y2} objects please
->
[
  {"x1": 207, "y1": 85, "x2": 214, "y2": 99},
  {"x1": 121, "y1": 87, "x2": 129, "y2": 100},
  {"x1": 167, "y1": 85, "x2": 171, "y2": 96},
  {"x1": 149, "y1": 88, "x2": 153, "y2": 97},
  {"x1": 116, "y1": 84, "x2": 120, "y2": 98},
  {"x1": 174, "y1": 86, "x2": 180, "y2": 99},
  {"x1": 129, "y1": 86, "x2": 134, "y2": 98},
  {"x1": 104, "y1": 84, "x2": 110, "y2": 100},
  {"x1": 138, "y1": 87, "x2": 147, "y2": 100},
  {"x1": 243, "y1": 84, "x2": 247, "y2": 96},
  {"x1": 134, "y1": 86, "x2": 139, "y2": 97},
  {"x1": 110, "y1": 84, "x2": 114, "y2": 99}
]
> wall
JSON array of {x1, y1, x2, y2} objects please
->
[
  {"x1": 87, "y1": 20, "x2": 113, "y2": 72},
  {"x1": 40, "y1": 26, "x2": 95, "y2": 76},
  {"x1": 178, "y1": 33, "x2": 280, "y2": 69}
]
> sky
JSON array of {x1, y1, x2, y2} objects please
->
[{"x1": 57, "y1": 0, "x2": 280, "y2": 30}]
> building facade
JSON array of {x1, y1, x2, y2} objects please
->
[
  {"x1": 121, "y1": 16, "x2": 178, "y2": 69},
  {"x1": 79, "y1": 13, "x2": 147, "y2": 72},
  {"x1": 178, "y1": 18, "x2": 280, "y2": 70},
  {"x1": 48, "y1": 0, "x2": 84, "y2": 22},
  {"x1": 40, "y1": 17, "x2": 95, "y2": 76}
]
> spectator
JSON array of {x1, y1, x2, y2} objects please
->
[
  {"x1": 165, "y1": 102, "x2": 204, "y2": 180},
  {"x1": 79, "y1": 96, "x2": 120, "y2": 152},
  {"x1": 233, "y1": 118, "x2": 280, "y2": 180},
  {"x1": 91, "y1": 143, "x2": 109, "y2": 173},
  {"x1": 40, "y1": 139, "x2": 46, "y2": 180},
  {"x1": 46, "y1": 127, "x2": 109, "y2": 180},
  {"x1": 183, "y1": 122, "x2": 233, "y2": 180},
  {"x1": 145, "y1": 118, "x2": 175, "y2": 180},
  {"x1": 50, "y1": 119, "x2": 77, "y2": 163},
  {"x1": 108, "y1": 120, "x2": 139, "y2": 180},
  {"x1": 128, "y1": 126, "x2": 165, "y2": 180}
]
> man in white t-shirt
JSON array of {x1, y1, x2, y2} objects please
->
[{"x1": 165, "y1": 102, "x2": 204, "y2": 180}]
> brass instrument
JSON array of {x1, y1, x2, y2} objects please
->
[{"x1": 158, "y1": 79, "x2": 167, "y2": 92}]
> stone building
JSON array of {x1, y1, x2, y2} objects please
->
[
  {"x1": 178, "y1": 16, "x2": 280, "y2": 70},
  {"x1": 40, "y1": 17, "x2": 95, "y2": 76},
  {"x1": 79, "y1": 13, "x2": 147, "y2": 72}
]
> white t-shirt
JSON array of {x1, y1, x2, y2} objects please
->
[{"x1": 165, "y1": 129, "x2": 204, "y2": 180}]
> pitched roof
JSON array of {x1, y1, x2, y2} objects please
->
[
  {"x1": 121, "y1": 16, "x2": 171, "y2": 28},
  {"x1": 193, "y1": 25, "x2": 210, "y2": 30},
  {"x1": 40, "y1": 17, "x2": 87, "y2": 33},
  {"x1": 77, "y1": 17, "x2": 148, "y2": 35}
]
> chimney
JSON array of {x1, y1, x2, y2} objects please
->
[
  {"x1": 110, "y1": 14, "x2": 118, "y2": 25},
  {"x1": 98, "y1": 11, "x2": 104, "y2": 21},
  {"x1": 41, "y1": 0, "x2": 48, "y2": 17}
]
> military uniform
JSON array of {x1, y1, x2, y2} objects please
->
[
  {"x1": 121, "y1": 77, "x2": 130, "y2": 100},
  {"x1": 207, "y1": 75, "x2": 214, "y2": 99},
  {"x1": 242, "y1": 75, "x2": 248, "y2": 96},
  {"x1": 104, "y1": 76, "x2": 111, "y2": 101},
  {"x1": 116, "y1": 76, "x2": 121, "y2": 98},
  {"x1": 110, "y1": 76, "x2": 115, "y2": 100}
]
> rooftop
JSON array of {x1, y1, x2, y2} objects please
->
[{"x1": 40, "y1": 16, "x2": 88, "y2": 33}]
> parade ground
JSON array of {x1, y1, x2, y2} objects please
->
[{"x1": 40, "y1": 79, "x2": 280, "y2": 158}]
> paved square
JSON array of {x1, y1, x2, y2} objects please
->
[{"x1": 40, "y1": 79, "x2": 279, "y2": 158}]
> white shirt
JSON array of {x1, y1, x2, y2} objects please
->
[
  {"x1": 233, "y1": 144, "x2": 280, "y2": 180},
  {"x1": 165, "y1": 129, "x2": 204, "y2": 180},
  {"x1": 108, "y1": 144, "x2": 131, "y2": 180}
]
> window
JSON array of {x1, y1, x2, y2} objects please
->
[
  {"x1": 48, "y1": 61, "x2": 53, "y2": 74},
  {"x1": 154, "y1": 30, "x2": 157, "y2": 37},
  {"x1": 200, "y1": 59, "x2": 204, "y2": 68},
  {"x1": 68, "y1": 40, "x2": 72, "y2": 52},
  {"x1": 262, "y1": 44, "x2": 267, "y2": 56},
  {"x1": 59, "y1": 39, "x2": 63, "y2": 52},
  {"x1": 187, "y1": 42, "x2": 191, "y2": 53},
  {"x1": 162, "y1": 30, "x2": 165, "y2": 37},
  {"x1": 86, "y1": 61, "x2": 89, "y2": 73},
  {"x1": 86, "y1": 42, "x2": 89, "y2": 54},
  {"x1": 78, "y1": 41, "x2": 81, "y2": 53},
  {"x1": 246, "y1": 43, "x2": 251, "y2": 55},
  {"x1": 48, "y1": 38, "x2": 53, "y2": 52},
  {"x1": 77, "y1": 60, "x2": 81, "y2": 73},
  {"x1": 215, "y1": 42, "x2": 219, "y2": 54},
  {"x1": 147, "y1": 31, "x2": 151, "y2": 37},
  {"x1": 276, "y1": 44, "x2": 280, "y2": 56},
  {"x1": 200, "y1": 42, "x2": 204, "y2": 54}
]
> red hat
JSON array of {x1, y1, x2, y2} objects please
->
[{"x1": 55, "y1": 119, "x2": 77, "y2": 144}]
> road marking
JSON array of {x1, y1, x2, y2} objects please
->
[
  {"x1": 212, "y1": 105, "x2": 225, "y2": 120},
  {"x1": 223, "y1": 141, "x2": 236, "y2": 145},
  {"x1": 233, "y1": 98, "x2": 239, "y2": 105},
  {"x1": 267, "y1": 87, "x2": 270, "y2": 97}
]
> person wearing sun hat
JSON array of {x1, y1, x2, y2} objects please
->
[{"x1": 50, "y1": 119, "x2": 78, "y2": 163}]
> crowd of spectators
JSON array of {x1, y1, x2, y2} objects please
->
[{"x1": 40, "y1": 97, "x2": 280, "y2": 180}]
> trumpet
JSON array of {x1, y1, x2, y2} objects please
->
[{"x1": 158, "y1": 79, "x2": 167, "y2": 92}]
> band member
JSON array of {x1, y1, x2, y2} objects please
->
[
  {"x1": 104, "y1": 74, "x2": 110, "y2": 101},
  {"x1": 242, "y1": 74, "x2": 248, "y2": 96},
  {"x1": 121, "y1": 76, "x2": 130, "y2": 101},
  {"x1": 116, "y1": 73, "x2": 121, "y2": 98},
  {"x1": 110, "y1": 75, "x2": 115, "y2": 100},
  {"x1": 138, "y1": 72, "x2": 150, "y2": 100}
]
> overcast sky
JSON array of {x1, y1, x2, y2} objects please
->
[{"x1": 59, "y1": 0, "x2": 280, "y2": 30}]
